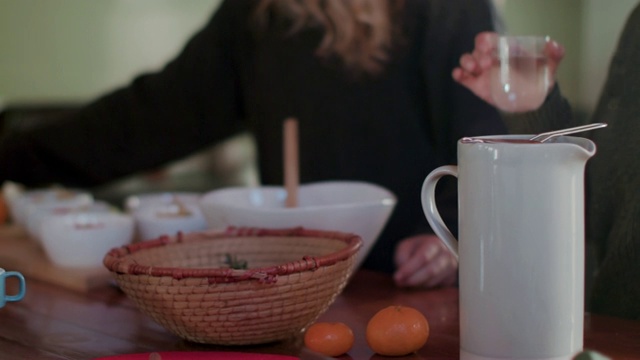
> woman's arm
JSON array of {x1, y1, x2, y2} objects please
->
[
  {"x1": 501, "y1": 84, "x2": 575, "y2": 134},
  {"x1": 0, "y1": 0, "x2": 252, "y2": 188}
]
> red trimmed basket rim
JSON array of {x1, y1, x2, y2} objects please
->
[{"x1": 103, "y1": 226, "x2": 362, "y2": 282}]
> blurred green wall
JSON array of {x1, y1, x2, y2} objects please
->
[
  {"x1": 0, "y1": 0, "x2": 221, "y2": 104},
  {"x1": 579, "y1": 0, "x2": 639, "y2": 113}
]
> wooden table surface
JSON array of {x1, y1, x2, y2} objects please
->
[{"x1": 0, "y1": 268, "x2": 639, "y2": 360}]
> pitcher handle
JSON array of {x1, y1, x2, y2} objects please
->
[{"x1": 421, "y1": 165, "x2": 459, "y2": 259}]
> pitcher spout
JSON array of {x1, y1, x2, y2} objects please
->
[{"x1": 547, "y1": 135, "x2": 596, "y2": 160}]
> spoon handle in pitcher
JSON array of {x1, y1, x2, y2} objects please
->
[{"x1": 529, "y1": 122, "x2": 607, "y2": 142}]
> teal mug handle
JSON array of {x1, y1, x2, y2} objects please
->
[
  {"x1": 0, "y1": 271, "x2": 26, "y2": 307},
  {"x1": 421, "y1": 165, "x2": 460, "y2": 259}
]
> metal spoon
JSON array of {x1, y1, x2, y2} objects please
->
[
  {"x1": 528, "y1": 122, "x2": 607, "y2": 142},
  {"x1": 462, "y1": 122, "x2": 608, "y2": 144}
]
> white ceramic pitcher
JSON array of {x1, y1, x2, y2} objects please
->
[{"x1": 421, "y1": 135, "x2": 596, "y2": 360}]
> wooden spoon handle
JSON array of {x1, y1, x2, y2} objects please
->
[{"x1": 283, "y1": 117, "x2": 299, "y2": 208}]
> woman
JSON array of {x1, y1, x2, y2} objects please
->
[{"x1": 0, "y1": 0, "x2": 507, "y2": 288}]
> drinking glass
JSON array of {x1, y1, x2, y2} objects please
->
[{"x1": 489, "y1": 36, "x2": 551, "y2": 112}]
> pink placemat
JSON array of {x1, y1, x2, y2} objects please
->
[{"x1": 94, "y1": 351, "x2": 299, "y2": 360}]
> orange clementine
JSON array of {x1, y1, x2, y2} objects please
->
[
  {"x1": 365, "y1": 305, "x2": 430, "y2": 356},
  {"x1": 303, "y1": 321, "x2": 354, "y2": 357}
]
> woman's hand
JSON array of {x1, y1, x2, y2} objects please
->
[
  {"x1": 452, "y1": 31, "x2": 565, "y2": 112},
  {"x1": 393, "y1": 234, "x2": 458, "y2": 288}
]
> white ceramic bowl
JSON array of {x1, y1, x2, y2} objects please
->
[
  {"x1": 199, "y1": 181, "x2": 397, "y2": 268},
  {"x1": 39, "y1": 212, "x2": 135, "y2": 268},
  {"x1": 124, "y1": 192, "x2": 201, "y2": 214},
  {"x1": 11, "y1": 188, "x2": 93, "y2": 228},
  {"x1": 26, "y1": 201, "x2": 115, "y2": 244},
  {"x1": 133, "y1": 202, "x2": 208, "y2": 241}
]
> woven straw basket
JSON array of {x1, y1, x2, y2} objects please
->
[{"x1": 103, "y1": 227, "x2": 362, "y2": 345}]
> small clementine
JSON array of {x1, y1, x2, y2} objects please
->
[
  {"x1": 304, "y1": 321, "x2": 354, "y2": 357},
  {"x1": 365, "y1": 305, "x2": 430, "y2": 356}
]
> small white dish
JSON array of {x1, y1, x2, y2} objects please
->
[
  {"x1": 199, "y1": 181, "x2": 397, "y2": 269},
  {"x1": 134, "y1": 202, "x2": 208, "y2": 241},
  {"x1": 39, "y1": 212, "x2": 134, "y2": 268},
  {"x1": 13, "y1": 188, "x2": 93, "y2": 228},
  {"x1": 124, "y1": 192, "x2": 201, "y2": 214},
  {"x1": 27, "y1": 201, "x2": 115, "y2": 244}
]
